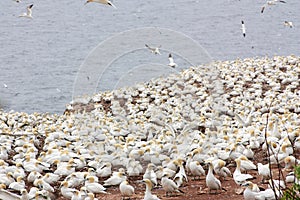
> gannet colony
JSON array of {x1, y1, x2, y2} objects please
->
[{"x1": 0, "y1": 55, "x2": 299, "y2": 200}]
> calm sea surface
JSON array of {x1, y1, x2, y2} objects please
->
[{"x1": 0, "y1": 0, "x2": 299, "y2": 114}]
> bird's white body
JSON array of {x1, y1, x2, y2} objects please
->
[
  {"x1": 143, "y1": 179, "x2": 160, "y2": 200},
  {"x1": 168, "y1": 54, "x2": 177, "y2": 68},
  {"x1": 19, "y1": 4, "x2": 33, "y2": 19},
  {"x1": 9, "y1": 177, "x2": 25, "y2": 192},
  {"x1": 145, "y1": 44, "x2": 161, "y2": 55},
  {"x1": 233, "y1": 158, "x2": 253, "y2": 185},
  {"x1": 261, "y1": 0, "x2": 286, "y2": 13},
  {"x1": 241, "y1": 21, "x2": 246, "y2": 37},
  {"x1": 242, "y1": 182, "x2": 260, "y2": 200},
  {"x1": 284, "y1": 21, "x2": 293, "y2": 28},
  {"x1": 119, "y1": 180, "x2": 135, "y2": 199},
  {"x1": 103, "y1": 172, "x2": 126, "y2": 186},
  {"x1": 60, "y1": 181, "x2": 78, "y2": 199},
  {"x1": 257, "y1": 163, "x2": 271, "y2": 182},
  {"x1": 85, "y1": 176, "x2": 106, "y2": 194},
  {"x1": 189, "y1": 161, "x2": 205, "y2": 179},
  {"x1": 143, "y1": 164, "x2": 157, "y2": 187},
  {"x1": 96, "y1": 162, "x2": 111, "y2": 177},
  {"x1": 85, "y1": 0, "x2": 117, "y2": 8},
  {"x1": 161, "y1": 174, "x2": 183, "y2": 196},
  {"x1": 206, "y1": 162, "x2": 221, "y2": 193}
]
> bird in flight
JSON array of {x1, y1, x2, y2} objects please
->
[
  {"x1": 241, "y1": 20, "x2": 246, "y2": 37},
  {"x1": 19, "y1": 4, "x2": 33, "y2": 19},
  {"x1": 85, "y1": 0, "x2": 117, "y2": 9},
  {"x1": 284, "y1": 21, "x2": 293, "y2": 28},
  {"x1": 145, "y1": 44, "x2": 161, "y2": 55},
  {"x1": 168, "y1": 53, "x2": 177, "y2": 68},
  {"x1": 261, "y1": 0, "x2": 286, "y2": 13}
]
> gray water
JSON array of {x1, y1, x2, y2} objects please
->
[{"x1": 0, "y1": 0, "x2": 299, "y2": 114}]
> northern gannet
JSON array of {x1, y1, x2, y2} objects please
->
[
  {"x1": 284, "y1": 21, "x2": 293, "y2": 28},
  {"x1": 205, "y1": 161, "x2": 222, "y2": 194},
  {"x1": 119, "y1": 180, "x2": 135, "y2": 199},
  {"x1": 261, "y1": 0, "x2": 286, "y2": 13},
  {"x1": 161, "y1": 173, "x2": 184, "y2": 197},
  {"x1": 145, "y1": 44, "x2": 161, "y2": 55},
  {"x1": 19, "y1": 4, "x2": 33, "y2": 19},
  {"x1": 85, "y1": 0, "x2": 117, "y2": 9},
  {"x1": 168, "y1": 53, "x2": 177, "y2": 68},
  {"x1": 241, "y1": 20, "x2": 246, "y2": 37}
]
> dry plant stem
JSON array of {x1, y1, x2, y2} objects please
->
[
  {"x1": 283, "y1": 125, "x2": 298, "y2": 185},
  {"x1": 264, "y1": 99, "x2": 279, "y2": 200}
]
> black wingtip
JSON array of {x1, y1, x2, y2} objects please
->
[
  {"x1": 241, "y1": 20, "x2": 244, "y2": 24},
  {"x1": 169, "y1": 53, "x2": 172, "y2": 57},
  {"x1": 243, "y1": 33, "x2": 246, "y2": 37}
]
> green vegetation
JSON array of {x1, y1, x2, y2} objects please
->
[{"x1": 282, "y1": 165, "x2": 300, "y2": 200}]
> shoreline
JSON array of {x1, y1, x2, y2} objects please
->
[{"x1": 0, "y1": 55, "x2": 299, "y2": 199}]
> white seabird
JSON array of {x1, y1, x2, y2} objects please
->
[
  {"x1": 145, "y1": 44, "x2": 161, "y2": 55},
  {"x1": 119, "y1": 180, "x2": 135, "y2": 199},
  {"x1": 168, "y1": 53, "x2": 177, "y2": 68},
  {"x1": 85, "y1": 0, "x2": 117, "y2": 9},
  {"x1": 261, "y1": 0, "x2": 286, "y2": 13},
  {"x1": 19, "y1": 4, "x2": 33, "y2": 19},
  {"x1": 205, "y1": 161, "x2": 222, "y2": 194},
  {"x1": 241, "y1": 20, "x2": 246, "y2": 37},
  {"x1": 161, "y1": 173, "x2": 184, "y2": 197},
  {"x1": 143, "y1": 179, "x2": 160, "y2": 200},
  {"x1": 284, "y1": 21, "x2": 293, "y2": 28}
]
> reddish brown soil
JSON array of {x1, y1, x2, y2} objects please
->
[
  {"x1": 53, "y1": 166, "x2": 293, "y2": 200},
  {"x1": 7, "y1": 143, "x2": 299, "y2": 200},
  {"x1": 53, "y1": 150, "x2": 296, "y2": 200}
]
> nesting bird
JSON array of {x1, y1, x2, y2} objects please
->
[
  {"x1": 143, "y1": 163, "x2": 158, "y2": 187},
  {"x1": 8, "y1": 176, "x2": 25, "y2": 192},
  {"x1": 189, "y1": 161, "x2": 205, "y2": 180},
  {"x1": 119, "y1": 180, "x2": 135, "y2": 200},
  {"x1": 242, "y1": 181, "x2": 260, "y2": 200},
  {"x1": 213, "y1": 159, "x2": 231, "y2": 181},
  {"x1": 85, "y1": 176, "x2": 107, "y2": 194},
  {"x1": 143, "y1": 179, "x2": 160, "y2": 200},
  {"x1": 233, "y1": 158, "x2": 254, "y2": 185},
  {"x1": 103, "y1": 171, "x2": 126, "y2": 186},
  {"x1": 96, "y1": 162, "x2": 112, "y2": 177},
  {"x1": 60, "y1": 181, "x2": 78, "y2": 199},
  {"x1": 257, "y1": 163, "x2": 272, "y2": 183},
  {"x1": 205, "y1": 161, "x2": 222, "y2": 194},
  {"x1": 161, "y1": 173, "x2": 184, "y2": 197}
]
